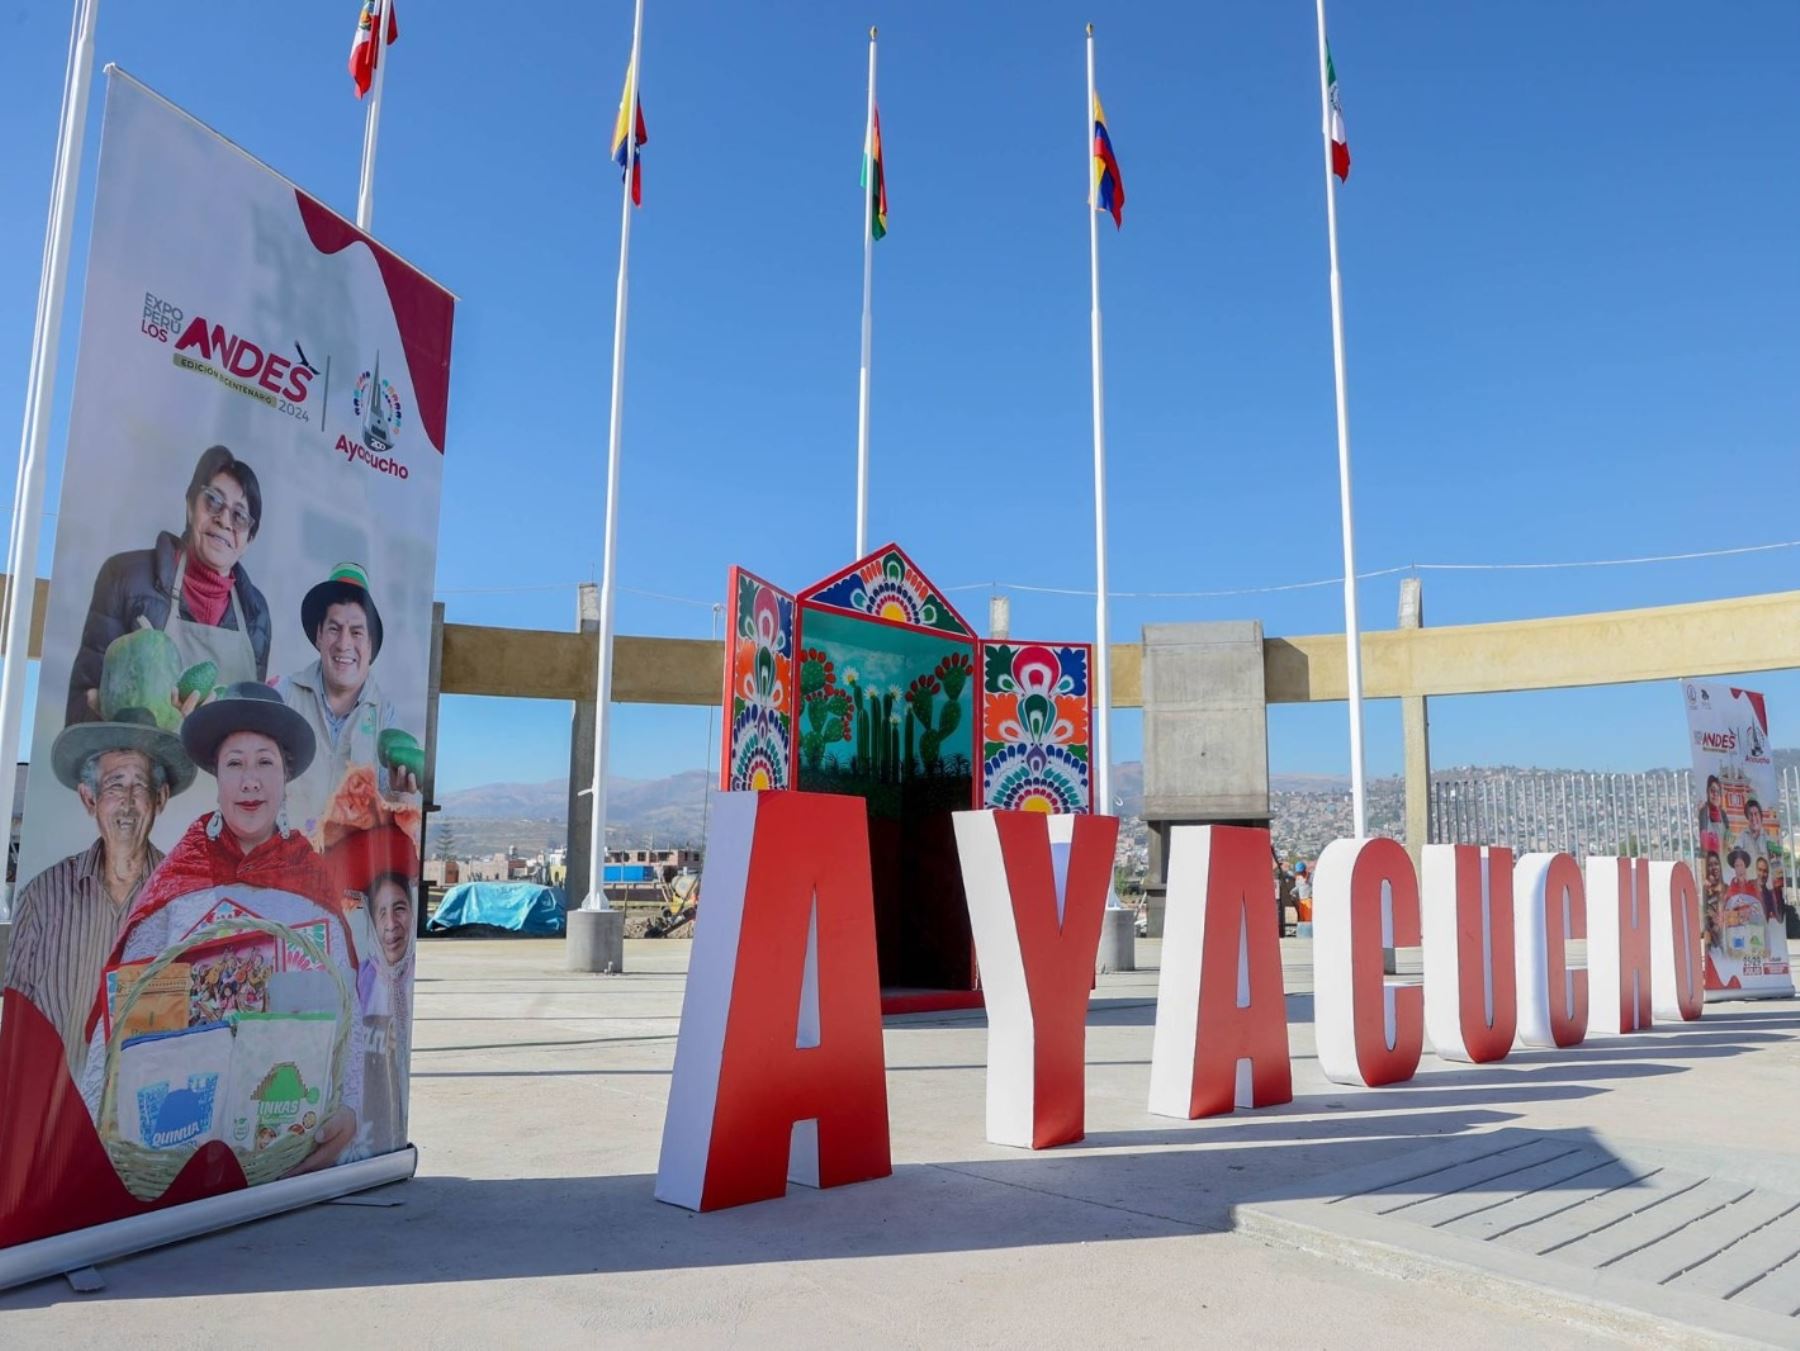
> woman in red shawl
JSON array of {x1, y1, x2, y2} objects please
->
[{"x1": 80, "y1": 683, "x2": 361, "y2": 1175}]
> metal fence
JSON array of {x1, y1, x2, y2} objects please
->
[{"x1": 1428, "y1": 766, "x2": 1800, "y2": 864}]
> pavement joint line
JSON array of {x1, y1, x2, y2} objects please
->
[
  {"x1": 1535, "y1": 1175, "x2": 1710, "y2": 1255},
  {"x1": 924, "y1": 1161, "x2": 1227, "y2": 1235},
  {"x1": 1594, "y1": 1185, "x2": 1756, "y2": 1269},
  {"x1": 1428, "y1": 1154, "x2": 1623, "y2": 1229},
  {"x1": 1723, "y1": 1242, "x2": 1800, "y2": 1303},
  {"x1": 1374, "y1": 1145, "x2": 1589, "y2": 1217},
  {"x1": 1659, "y1": 1199, "x2": 1800, "y2": 1285},
  {"x1": 1482, "y1": 1166, "x2": 1664, "y2": 1243},
  {"x1": 1325, "y1": 1137, "x2": 1540, "y2": 1206}
]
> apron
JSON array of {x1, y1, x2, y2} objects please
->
[{"x1": 163, "y1": 549, "x2": 258, "y2": 688}]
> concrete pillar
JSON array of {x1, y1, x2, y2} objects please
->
[
  {"x1": 1399, "y1": 578, "x2": 1431, "y2": 867},
  {"x1": 566, "y1": 907, "x2": 624, "y2": 973},
  {"x1": 988, "y1": 594, "x2": 1010, "y2": 640},
  {"x1": 1096, "y1": 906, "x2": 1135, "y2": 973},
  {"x1": 1140, "y1": 622, "x2": 1271, "y2": 939},
  {"x1": 565, "y1": 583, "x2": 601, "y2": 906}
]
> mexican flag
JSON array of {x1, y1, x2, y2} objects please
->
[{"x1": 1327, "y1": 45, "x2": 1350, "y2": 181}]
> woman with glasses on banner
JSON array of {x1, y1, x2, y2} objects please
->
[{"x1": 65, "y1": 445, "x2": 272, "y2": 725}]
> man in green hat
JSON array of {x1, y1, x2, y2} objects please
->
[
  {"x1": 276, "y1": 562, "x2": 421, "y2": 843},
  {"x1": 5, "y1": 704, "x2": 195, "y2": 1078}
]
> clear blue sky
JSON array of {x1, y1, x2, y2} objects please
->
[{"x1": 1, "y1": 2, "x2": 1796, "y2": 793}]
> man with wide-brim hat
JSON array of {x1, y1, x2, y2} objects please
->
[
  {"x1": 277, "y1": 562, "x2": 420, "y2": 846},
  {"x1": 6, "y1": 704, "x2": 195, "y2": 1078}
]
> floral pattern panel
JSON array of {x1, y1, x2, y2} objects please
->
[
  {"x1": 802, "y1": 544, "x2": 973, "y2": 637},
  {"x1": 722, "y1": 567, "x2": 795, "y2": 792},
  {"x1": 977, "y1": 641, "x2": 1094, "y2": 814}
]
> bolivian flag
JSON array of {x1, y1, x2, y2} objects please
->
[
  {"x1": 1092, "y1": 95, "x2": 1123, "y2": 228},
  {"x1": 863, "y1": 107, "x2": 888, "y2": 239},
  {"x1": 613, "y1": 59, "x2": 648, "y2": 206}
]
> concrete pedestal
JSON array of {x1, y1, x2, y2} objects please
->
[
  {"x1": 1096, "y1": 907, "x2": 1136, "y2": 974},
  {"x1": 566, "y1": 908, "x2": 625, "y2": 974}
]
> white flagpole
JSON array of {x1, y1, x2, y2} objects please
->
[
  {"x1": 1086, "y1": 24, "x2": 1120, "y2": 898},
  {"x1": 1314, "y1": 0, "x2": 1368, "y2": 838},
  {"x1": 0, "y1": 0, "x2": 101, "y2": 891},
  {"x1": 855, "y1": 27, "x2": 877, "y2": 558},
  {"x1": 355, "y1": 0, "x2": 393, "y2": 231},
  {"x1": 584, "y1": 0, "x2": 646, "y2": 913}
]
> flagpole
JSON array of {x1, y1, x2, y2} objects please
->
[
  {"x1": 1085, "y1": 24, "x2": 1119, "y2": 895},
  {"x1": 584, "y1": 0, "x2": 646, "y2": 914},
  {"x1": 1314, "y1": 0, "x2": 1368, "y2": 838},
  {"x1": 855, "y1": 27, "x2": 877, "y2": 558},
  {"x1": 0, "y1": 0, "x2": 101, "y2": 895},
  {"x1": 355, "y1": 0, "x2": 393, "y2": 231}
]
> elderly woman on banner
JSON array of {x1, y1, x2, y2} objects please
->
[
  {"x1": 79, "y1": 684, "x2": 362, "y2": 1175},
  {"x1": 66, "y1": 445, "x2": 273, "y2": 725}
]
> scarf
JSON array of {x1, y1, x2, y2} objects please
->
[{"x1": 181, "y1": 547, "x2": 233, "y2": 626}]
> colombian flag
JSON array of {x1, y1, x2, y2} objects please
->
[
  {"x1": 612, "y1": 60, "x2": 648, "y2": 206},
  {"x1": 1092, "y1": 95, "x2": 1123, "y2": 228},
  {"x1": 863, "y1": 107, "x2": 888, "y2": 240}
]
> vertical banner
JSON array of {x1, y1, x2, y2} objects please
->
[
  {"x1": 0, "y1": 72, "x2": 453, "y2": 1260},
  {"x1": 1682, "y1": 680, "x2": 1793, "y2": 999}
]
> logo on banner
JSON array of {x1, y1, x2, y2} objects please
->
[
  {"x1": 1746, "y1": 719, "x2": 1767, "y2": 761},
  {"x1": 154, "y1": 297, "x2": 316, "y2": 419},
  {"x1": 351, "y1": 353, "x2": 403, "y2": 452}
]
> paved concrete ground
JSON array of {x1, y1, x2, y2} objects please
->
[{"x1": 3, "y1": 937, "x2": 1796, "y2": 1348}]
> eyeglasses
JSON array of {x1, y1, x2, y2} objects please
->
[{"x1": 199, "y1": 485, "x2": 253, "y2": 536}]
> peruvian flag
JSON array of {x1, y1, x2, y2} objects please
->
[
  {"x1": 349, "y1": 1, "x2": 398, "y2": 100},
  {"x1": 1326, "y1": 44, "x2": 1350, "y2": 180}
]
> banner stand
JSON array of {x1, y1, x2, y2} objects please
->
[{"x1": 0, "y1": 1146, "x2": 416, "y2": 1293}]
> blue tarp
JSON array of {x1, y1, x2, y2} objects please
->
[{"x1": 428, "y1": 882, "x2": 567, "y2": 936}]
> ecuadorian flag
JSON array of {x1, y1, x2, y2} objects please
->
[
  {"x1": 612, "y1": 59, "x2": 648, "y2": 206},
  {"x1": 1092, "y1": 95, "x2": 1123, "y2": 228}
]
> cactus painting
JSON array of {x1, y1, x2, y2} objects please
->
[{"x1": 791, "y1": 606, "x2": 974, "y2": 801}]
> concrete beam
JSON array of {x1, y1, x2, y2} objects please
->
[
  {"x1": 0, "y1": 577, "x2": 50, "y2": 657},
  {"x1": 365, "y1": 589, "x2": 1800, "y2": 709},
  {"x1": 1263, "y1": 589, "x2": 1800, "y2": 703}
]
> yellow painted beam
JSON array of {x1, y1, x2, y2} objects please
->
[
  {"x1": 1264, "y1": 589, "x2": 1800, "y2": 703},
  {"x1": 440, "y1": 624, "x2": 723, "y2": 705},
  {"x1": 0, "y1": 578, "x2": 50, "y2": 657}
]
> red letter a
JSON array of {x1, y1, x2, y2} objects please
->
[
  {"x1": 655, "y1": 791, "x2": 890, "y2": 1211},
  {"x1": 1148, "y1": 825, "x2": 1292, "y2": 1118}
]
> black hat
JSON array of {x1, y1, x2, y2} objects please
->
[
  {"x1": 301, "y1": 562, "x2": 383, "y2": 660},
  {"x1": 180, "y1": 682, "x2": 316, "y2": 779},
  {"x1": 51, "y1": 707, "x2": 196, "y2": 795}
]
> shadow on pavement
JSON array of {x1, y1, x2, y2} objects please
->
[{"x1": 0, "y1": 1106, "x2": 1535, "y2": 1307}]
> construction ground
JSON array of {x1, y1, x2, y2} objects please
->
[{"x1": 2, "y1": 937, "x2": 1797, "y2": 1349}]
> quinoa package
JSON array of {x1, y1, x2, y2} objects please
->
[
  {"x1": 223, "y1": 1012, "x2": 337, "y2": 1154},
  {"x1": 115, "y1": 1021, "x2": 232, "y2": 1152}
]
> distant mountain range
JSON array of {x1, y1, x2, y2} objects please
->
[{"x1": 429, "y1": 750, "x2": 1799, "y2": 859}]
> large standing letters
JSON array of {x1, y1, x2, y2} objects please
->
[
  {"x1": 1314, "y1": 837, "x2": 1423, "y2": 1087},
  {"x1": 1147, "y1": 825, "x2": 1292, "y2": 1118},
  {"x1": 953, "y1": 810, "x2": 1119, "y2": 1148},
  {"x1": 1587, "y1": 856, "x2": 1655, "y2": 1036},
  {"x1": 656, "y1": 791, "x2": 891, "y2": 1211},
  {"x1": 1421, "y1": 845, "x2": 1518, "y2": 1063},
  {"x1": 1648, "y1": 861, "x2": 1705, "y2": 1023},
  {"x1": 1513, "y1": 852, "x2": 1589, "y2": 1048}
]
